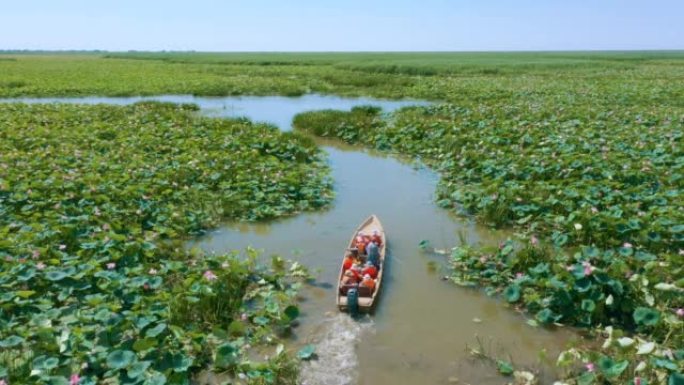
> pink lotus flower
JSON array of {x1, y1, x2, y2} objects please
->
[
  {"x1": 634, "y1": 377, "x2": 642, "y2": 385},
  {"x1": 59, "y1": 244, "x2": 67, "y2": 250},
  {"x1": 0, "y1": 379, "x2": 7, "y2": 385},
  {"x1": 582, "y1": 261, "x2": 594, "y2": 276},
  {"x1": 143, "y1": 283, "x2": 150, "y2": 290},
  {"x1": 203, "y1": 270, "x2": 218, "y2": 281},
  {"x1": 623, "y1": 242, "x2": 633, "y2": 248},
  {"x1": 106, "y1": 262, "x2": 116, "y2": 270},
  {"x1": 36, "y1": 262, "x2": 46, "y2": 270},
  {"x1": 148, "y1": 268, "x2": 158, "y2": 275},
  {"x1": 70, "y1": 374, "x2": 80, "y2": 385},
  {"x1": 585, "y1": 362, "x2": 595, "y2": 372},
  {"x1": 516, "y1": 272, "x2": 524, "y2": 279},
  {"x1": 241, "y1": 313, "x2": 248, "y2": 321},
  {"x1": 676, "y1": 308, "x2": 684, "y2": 318},
  {"x1": 530, "y1": 235, "x2": 539, "y2": 245}
]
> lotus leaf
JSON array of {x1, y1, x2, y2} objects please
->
[
  {"x1": 214, "y1": 343, "x2": 238, "y2": 368},
  {"x1": 106, "y1": 350, "x2": 136, "y2": 370},
  {"x1": 633, "y1": 307, "x2": 660, "y2": 327},
  {"x1": 503, "y1": 285, "x2": 521, "y2": 303}
]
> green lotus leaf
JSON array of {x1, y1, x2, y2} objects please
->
[
  {"x1": 582, "y1": 246, "x2": 600, "y2": 258},
  {"x1": 135, "y1": 316, "x2": 156, "y2": 330},
  {"x1": 633, "y1": 307, "x2": 660, "y2": 326},
  {"x1": 284, "y1": 305, "x2": 300, "y2": 320},
  {"x1": 17, "y1": 268, "x2": 36, "y2": 281},
  {"x1": 46, "y1": 376, "x2": 69, "y2": 385},
  {"x1": 0, "y1": 335, "x2": 24, "y2": 348},
  {"x1": 143, "y1": 372, "x2": 167, "y2": 385},
  {"x1": 215, "y1": 343, "x2": 238, "y2": 368},
  {"x1": 634, "y1": 251, "x2": 656, "y2": 262},
  {"x1": 45, "y1": 270, "x2": 68, "y2": 281},
  {"x1": 106, "y1": 349, "x2": 136, "y2": 370},
  {"x1": 669, "y1": 373, "x2": 684, "y2": 385},
  {"x1": 170, "y1": 353, "x2": 193, "y2": 373},
  {"x1": 145, "y1": 323, "x2": 167, "y2": 338},
  {"x1": 535, "y1": 308, "x2": 557, "y2": 324},
  {"x1": 574, "y1": 277, "x2": 592, "y2": 292},
  {"x1": 580, "y1": 299, "x2": 595, "y2": 313},
  {"x1": 496, "y1": 360, "x2": 514, "y2": 376},
  {"x1": 675, "y1": 350, "x2": 684, "y2": 360},
  {"x1": 503, "y1": 285, "x2": 521, "y2": 303},
  {"x1": 577, "y1": 372, "x2": 595, "y2": 385},
  {"x1": 654, "y1": 358, "x2": 678, "y2": 371},
  {"x1": 227, "y1": 320, "x2": 246, "y2": 336},
  {"x1": 528, "y1": 263, "x2": 549, "y2": 276},
  {"x1": 618, "y1": 247, "x2": 633, "y2": 257},
  {"x1": 127, "y1": 361, "x2": 151, "y2": 379},
  {"x1": 32, "y1": 355, "x2": 59, "y2": 371},
  {"x1": 604, "y1": 359, "x2": 628, "y2": 378}
]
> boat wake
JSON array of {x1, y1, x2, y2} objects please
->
[{"x1": 299, "y1": 313, "x2": 373, "y2": 385}]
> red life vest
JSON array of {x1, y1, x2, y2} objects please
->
[
  {"x1": 343, "y1": 257, "x2": 354, "y2": 271},
  {"x1": 362, "y1": 265, "x2": 378, "y2": 279}
]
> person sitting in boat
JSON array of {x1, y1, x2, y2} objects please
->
[
  {"x1": 360, "y1": 274, "x2": 376, "y2": 293},
  {"x1": 354, "y1": 234, "x2": 368, "y2": 256},
  {"x1": 341, "y1": 269, "x2": 358, "y2": 286},
  {"x1": 366, "y1": 241, "x2": 380, "y2": 267},
  {"x1": 342, "y1": 253, "x2": 356, "y2": 272},
  {"x1": 362, "y1": 261, "x2": 378, "y2": 279},
  {"x1": 370, "y1": 230, "x2": 382, "y2": 247},
  {"x1": 340, "y1": 264, "x2": 363, "y2": 294}
]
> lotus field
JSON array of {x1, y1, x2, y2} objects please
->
[
  {"x1": 0, "y1": 52, "x2": 683, "y2": 384},
  {"x1": 293, "y1": 103, "x2": 683, "y2": 383},
  {"x1": 0, "y1": 102, "x2": 333, "y2": 384}
]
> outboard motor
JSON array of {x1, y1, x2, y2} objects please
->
[{"x1": 347, "y1": 287, "x2": 359, "y2": 318}]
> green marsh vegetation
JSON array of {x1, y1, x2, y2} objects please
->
[
  {"x1": 0, "y1": 101, "x2": 332, "y2": 384},
  {"x1": 294, "y1": 98, "x2": 683, "y2": 383},
  {"x1": 1, "y1": 51, "x2": 684, "y2": 384}
]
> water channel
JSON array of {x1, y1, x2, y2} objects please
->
[{"x1": 5, "y1": 94, "x2": 577, "y2": 385}]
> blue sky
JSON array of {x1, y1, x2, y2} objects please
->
[{"x1": 1, "y1": 0, "x2": 682, "y2": 51}]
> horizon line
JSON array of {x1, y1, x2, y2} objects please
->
[{"x1": 2, "y1": 49, "x2": 684, "y2": 54}]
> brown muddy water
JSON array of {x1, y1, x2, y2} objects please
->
[{"x1": 5, "y1": 95, "x2": 579, "y2": 385}]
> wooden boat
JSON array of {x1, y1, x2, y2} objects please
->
[{"x1": 336, "y1": 214, "x2": 386, "y2": 313}]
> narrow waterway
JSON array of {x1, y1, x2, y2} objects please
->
[{"x1": 5, "y1": 94, "x2": 576, "y2": 385}]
